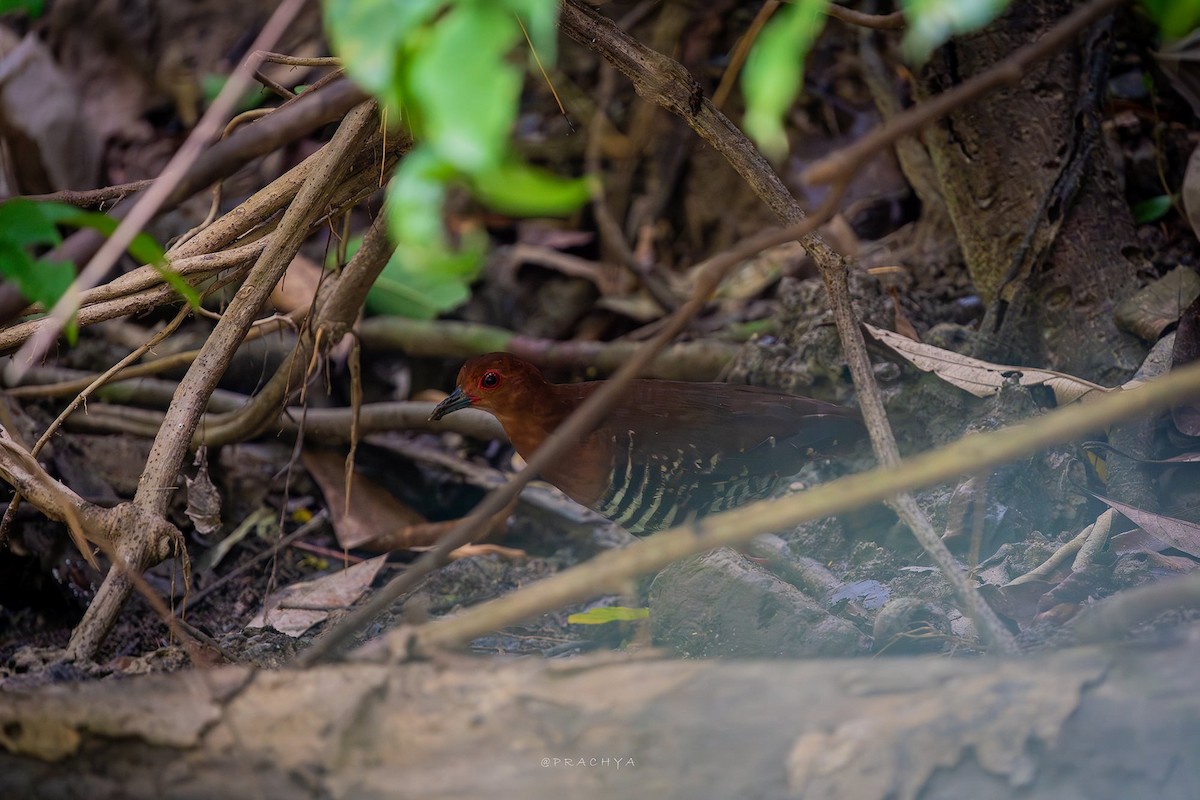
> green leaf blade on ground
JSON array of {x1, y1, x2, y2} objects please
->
[{"x1": 567, "y1": 607, "x2": 650, "y2": 625}]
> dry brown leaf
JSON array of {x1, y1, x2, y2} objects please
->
[
  {"x1": 361, "y1": 496, "x2": 517, "y2": 552},
  {"x1": 687, "y1": 242, "x2": 803, "y2": 302},
  {"x1": 302, "y1": 449, "x2": 424, "y2": 550},
  {"x1": 270, "y1": 254, "x2": 326, "y2": 317},
  {"x1": 1157, "y1": 35, "x2": 1200, "y2": 118},
  {"x1": 1114, "y1": 266, "x2": 1200, "y2": 342},
  {"x1": 0, "y1": 31, "x2": 101, "y2": 193},
  {"x1": 594, "y1": 293, "x2": 667, "y2": 322},
  {"x1": 864, "y1": 323, "x2": 1109, "y2": 404},
  {"x1": 887, "y1": 286, "x2": 920, "y2": 342},
  {"x1": 302, "y1": 449, "x2": 512, "y2": 552},
  {"x1": 409, "y1": 542, "x2": 527, "y2": 560},
  {"x1": 246, "y1": 555, "x2": 387, "y2": 637},
  {"x1": 1091, "y1": 493, "x2": 1200, "y2": 558},
  {"x1": 1185, "y1": 145, "x2": 1200, "y2": 244},
  {"x1": 184, "y1": 446, "x2": 221, "y2": 537}
]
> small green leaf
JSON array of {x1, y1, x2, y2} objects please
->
[
  {"x1": 472, "y1": 160, "x2": 590, "y2": 216},
  {"x1": 0, "y1": 198, "x2": 63, "y2": 249},
  {"x1": 0, "y1": 241, "x2": 74, "y2": 311},
  {"x1": 1132, "y1": 194, "x2": 1175, "y2": 223},
  {"x1": 200, "y1": 73, "x2": 271, "y2": 112},
  {"x1": 37, "y1": 204, "x2": 200, "y2": 308},
  {"x1": 742, "y1": 0, "x2": 829, "y2": 162},
  {"x1": 37, "y1": 205, "x2": 165, "y2": 266},
  {"x1": 900, "y1": 0, "x2": 1009, "y2": 64},
  {"x1": 378, "y1": 158, "x2": 487, "y2": 319},
  {"x1": 567, "y1": 607, "x2": 650, "y2": 625},
  {"x1": 408, "y1": 3, "x2": 521, "y2": 172}
]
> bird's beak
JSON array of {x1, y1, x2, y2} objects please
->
[{"x1": 429, "y1": 387, "x2": 472, "y2": 421}]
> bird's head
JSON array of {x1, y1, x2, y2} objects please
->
[{"x1": 428, "y1": 353, "x2": 552, "y2": 423}]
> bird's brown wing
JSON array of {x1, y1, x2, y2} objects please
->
[{"x1": 574, "y1": 380, "x2": 862, "y2": 479}]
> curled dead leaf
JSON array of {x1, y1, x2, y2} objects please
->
[{"x1": 864, "y1": 323, "x2": 1108, "y2": 404}]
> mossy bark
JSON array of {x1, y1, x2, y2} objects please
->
[{"x1": 915, "y1": 0, "x2": 1147, "y2": 384}]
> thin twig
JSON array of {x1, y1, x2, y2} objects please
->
[
  {"x1": 23, "y1": 180, "x2": 155, "y2": 209},
  {"x1": 712, "y1": 1, "x2": 780, "y2": 110},
  {"x1": 825, "y1": 4, "x2": 904, "y2": 31}
]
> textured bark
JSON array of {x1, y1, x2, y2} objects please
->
[
  {"x1": 3, "y1": 639, "x2": 1200, "y2": 799},
  {"x1": 916, "y1": 0, "x2": 1147, "y2": 384}
]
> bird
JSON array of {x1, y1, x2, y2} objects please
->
[{"x1": 429, "y1": 353, "x2": 863, "y2": 534}]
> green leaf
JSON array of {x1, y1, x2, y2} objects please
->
[
  {"x1": 0, "y1": 0, "x2": 44, "y2": 17},
  {"x1": 200, "y1": 73, "x2": 271, "y2": 113},
  {"x1": 900, "y1": 0, "x2": 1009, "y2": 64},
  {"x1": 367, "y1": 244, "x2": 482, "y2": 318},
  {"x1": 408, "y1": 3, "x2": 521, "y2": 172},
  {"x1": 0, "y1": 198, "x2": 64, "y2": 249},
  {"x1": 472, "y1": 160, "x2": 590, "y2": 216},
  {"x1": 1132, "y1": 194, "x2": 1175, "y2": 223},
  {"x1": 387, "y1": 146, "x2": 454, "y2": 247},
  {"x1": 567, "y1": 607, "x2": 650, "y2": 625},
  {"x1": 379, "y1": 157, "x2": 486, "y2": 318},
  {"x1": 0, "y1": 241, "x2": 74, "y2": 312},
  {"x1": 324, "y1": 0, "x2": 442, "y2": 110},
  {"x1": 36, "y1": 204, "x2": 200, "y2": 308},
  {"x1": 742, "y1": 0, "x2": 829, "y2": 162},
  {"x1": 36, "y1": 204, "x2": 165, "y2": 265},
  {"x1": 1139, "y1": 0, "x2": 1200, "y2": 40},
  {"x1": 504, "y1": 0, "x2": 559, "y2": 63}
]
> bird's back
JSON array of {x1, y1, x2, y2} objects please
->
[{"x1": 548, "y1": 379, "x2": 862, "y2": 533}]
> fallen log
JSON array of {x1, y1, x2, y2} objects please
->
[{"x1": 2, "y1": 634, "x2": 1198, "y2": 799}]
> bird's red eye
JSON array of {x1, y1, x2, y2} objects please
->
[{"x1": 480, "y1": 370, "x2": 502, "y2": 390}]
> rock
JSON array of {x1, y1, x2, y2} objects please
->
[{"x1": 649, "y1": 548, "x2": 869, "y2": 658}]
